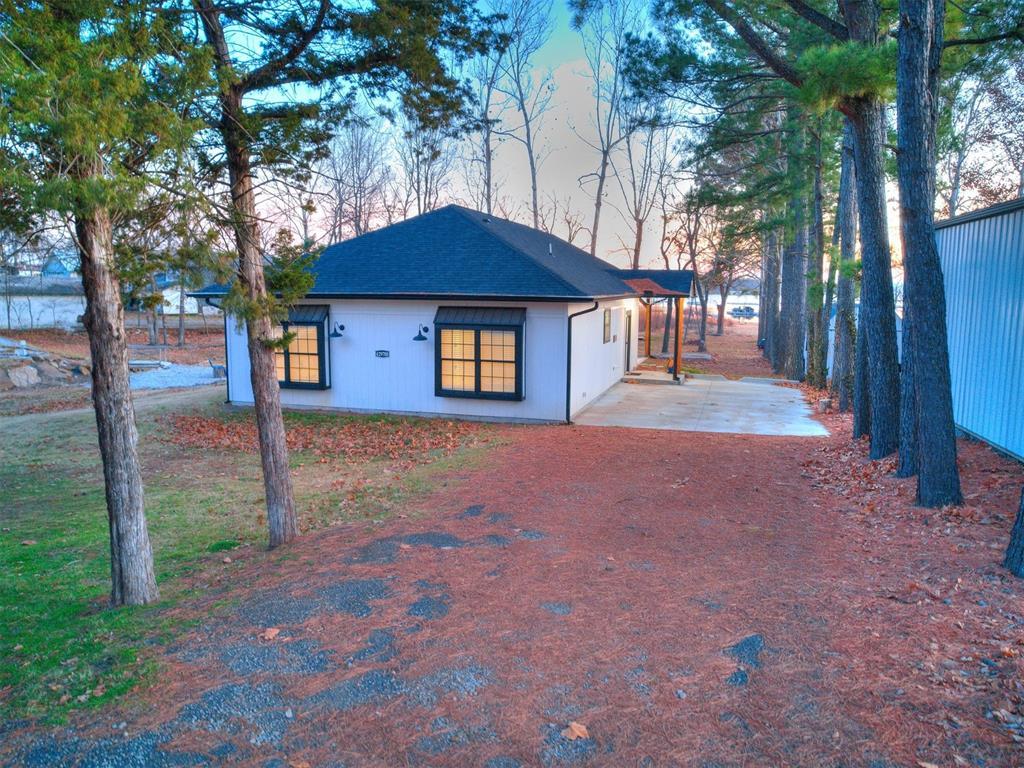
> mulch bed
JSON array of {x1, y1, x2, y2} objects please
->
[{"x1": 4, "y1": 404, "x2": 1023, "y2": 765}]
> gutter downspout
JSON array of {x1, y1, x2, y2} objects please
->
[{"x1": 565, "y1": 300, "x2": 600, "y2": 423}]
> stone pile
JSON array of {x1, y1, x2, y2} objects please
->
[{"x1": 0, "y1": 339, "x2": 89, "y2": 390}]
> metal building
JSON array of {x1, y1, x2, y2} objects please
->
[{"x1": 935, "y1": 197, "x2": 1024, "y2": 461}]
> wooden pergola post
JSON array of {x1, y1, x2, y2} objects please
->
[
  {"x1": 672, "y1": 296, "x2": 682, "y2": 381},
  {"x1": 644, "y1": 300, "x2": 652, "y2": 357}
]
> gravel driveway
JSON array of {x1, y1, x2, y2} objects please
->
[{"x1": 129, "y1": 363, "x2": 224, "y2": 390}]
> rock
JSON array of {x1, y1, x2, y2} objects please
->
[
  {"x1": 8, "y1": 365, "x2": 40, "y2": 388},
  {"x1": 34, "y1": 360, "x2": 70, "y2": 382},
  {"x1": 0, "y1": 368, "x2": 14, "y2": 391},
  {"x1": 72, "y1": 363, "x2": 91, "y2": 377}
]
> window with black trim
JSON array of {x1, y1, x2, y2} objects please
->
[
  {"x1": 274, "y1": 320, "x2": 328, "y2": 389},
  {"x1": 603, "y1": 308, "x2": 611, "y2": 343},
  {"x1": 436, "y1": 325, "x2": 523, "y2": 400}
]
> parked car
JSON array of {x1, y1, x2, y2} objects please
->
[{"x1": 729, "y1": 306, "x2": 757, "y2": 318}]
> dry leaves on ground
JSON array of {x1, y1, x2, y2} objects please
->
[{"x1": 165, "y1": 413, "x2": 485, "y2": 468}]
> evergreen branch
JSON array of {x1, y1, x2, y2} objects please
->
[
  {"x1": 241, "y1": 0, "x2": 331, "y2": 92},
  {"x1": 780, "y1": 0, "x2": 849, "y2": 40},
  {"x1": 944, "y1": 23, "x2": 1024, "y2": 48},
  {"x1": 703, "y1": 0, "x2": 805, "y2": 87}
]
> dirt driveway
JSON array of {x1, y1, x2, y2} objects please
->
[{"x1": 5, "y1": 421, "x2": 1023, "y2": 767}]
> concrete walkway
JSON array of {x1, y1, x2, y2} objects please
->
[{"x1": 574, "y1": 376, "x2": 829, "y2": 436}]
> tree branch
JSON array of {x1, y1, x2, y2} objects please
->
[
  {"x1": 703, "y1": 0, "x2": 805, "y2": 87},
  {"x1": 944, "y1": 23, "x2": 1024, "y2": 48},
  {"x1": 781, "y1": 0, "x2": 849, "y2": 40},
  {"x1": 241, "y1": 0, "x2": 332, "y2": 93}
]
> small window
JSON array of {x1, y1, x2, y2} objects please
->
[
  {"x1": 274, "y1": 320, "x2": 328, "y2": 389},
  {"x1": 436, "y1": 325, "x2": 523, "y2": 400},
  {"x1": 603, "y1": 308, "x2": 611, "y2": 343}
]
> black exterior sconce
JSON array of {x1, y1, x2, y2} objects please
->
[
  {"x1": 329, "y1": 322, "x2": 345, "y2": 338},
  {"x1": 413, "y1": 324, "x2": 429, "y2": 341}
]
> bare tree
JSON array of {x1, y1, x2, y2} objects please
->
[
  {"x1": 495, "y1": 0, "x2": 555, "y2": 229},
  {"x1": 462, "y1": 14, "x2": 510, "y2": 216},
  {"x1": 327, "y1": 116, "x2": 391, "y2": 239},
  {"x1": 394, "y1": 118, "x2": 457, "y2": 217},
  {"x1": 538, "y1": 194, "x2": 588, "y2": 245},
  {"x1": 981, "y1": 66, "x2": 1024, "y2": 200},
  {"x1": 574, "y1": 0, "x2": 643, "y2": 257},
  {"x1": 613, "y1": 109, "x2": 675, "y2": 268}
]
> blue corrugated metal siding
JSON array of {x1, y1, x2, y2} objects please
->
[{"x1": 935, "y1": 200, "x2": 1024, "y2": 461}]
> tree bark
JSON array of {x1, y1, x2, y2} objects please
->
[
  {"x1": 177, "y1": 273, "x2": 186, "y2": 347},
  {"x1": 847, "y1": 100, "x2": 901, "y2": 458},
  {"x1": 1004, "y1": 487, "x2": 1024, "y2": 578},
  {"x1": 196, "y1": 0, "x2": 298, "y2": 547},
  {"x1": 895, "y1": 0, "x2": 962, "y2": 504},
  {"x1": 589, "y1": 148, "x2": 611, "y2": 257},
  {"x1": 896, "y1": 303, "x2": 918, "y2": 476},
  {"x1": 853, "y1": 296, "x2": 872, "y2": 439},
  {"x1": 833, "y1": 123, "x2": 857, "y2": 412},
  {"x1": 763, "y1": 228, "x2": 781, "y2": 366},
  {"x1": 841, "y1": 0, "x2": 902, "y2": 459},
  {"x1": 779, "y1": 202, "x2": 807, "y2": 379},
  {"x1": 77, "y1": 206, "x2": 159, "y2": 606},
  {"x1": 806, "y1": 129, "x2": 827, "y2": 388}
]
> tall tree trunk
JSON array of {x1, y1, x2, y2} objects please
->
[
  {"x1": 842, "y1": 0, "x2": 902, "y2": 459},
  {"x1": 1004, "y1": 488, "x2": 1024, "y2": 577},
  {"x1": 524, "y1": 118, "x2": 540, "y2": 230},
  {"x1": 853, "y1": 295, "x2": 872, "y2": 438},
  {"x1": 779, "y1": 209, "x2": 807, "y2": 379},
  {"x1": 833, "y1": 123, "x2": 858, "y2": 412},
  {"x1": 716, "y1": 297, "x2": 726, "y2": 335},
  {"x1": 763, "y1": 228, "x2": 781, "y2": 365},
  {"x1": 895, "y1": 0, "x2": 962, "y2": 505},
  {"x1": 148, "y1": 275, "x2": 159, "y2": 346},
  {"x1": 177, "y1": 274, "x2": 186, "y2": 347},
  {"x1": 483, "y1": 121, "x2": 494, "y2": 216},
  {"x1": 847, "y1": 102, "x2": 901, "y2": 457},
  {"x1": 631, "y1": 219, "x2": 643, "y2": 269},
  {"x1": 896, "y1": 304, "x2": 918, "y2": 476},
  {"x1": 77, "y1": 206, "x2": 159, "y2": 606},
  {"x1": 197, "y1": 0, "x2": 298, "y2": 546},
  {"x1": 806, "y1": 129, "x2": 827, "y2": 388},
  {"x1": 589, "y1": 149, "x2": 610, "y2": 257}
]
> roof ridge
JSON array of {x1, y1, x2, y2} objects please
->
[{"x1": 447, "y1": 206, "x2": 607, "y2": 299}]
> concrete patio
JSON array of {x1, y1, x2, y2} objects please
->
[{"x1": 573, "y1": 375, "x2": 829, "y2": 436}]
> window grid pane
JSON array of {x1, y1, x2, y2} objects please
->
[
  {"x1": 439, "y1": 325, "x2": 518, "y2": 396},
  {"x1": 277, "y1": 323, "x2": 322, "y2": 386}
]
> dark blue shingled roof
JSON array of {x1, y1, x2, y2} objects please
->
[{"x1": 193, "y1": 205, "x2": 695, "y2": 301}]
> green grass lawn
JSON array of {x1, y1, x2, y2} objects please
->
[{"x1": 0, "y1": 389, "x2": 494, "y2": 721}]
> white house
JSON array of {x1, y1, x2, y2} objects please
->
[{"x1": 196, "y1": 205, "x2": 692, "y2": 423}]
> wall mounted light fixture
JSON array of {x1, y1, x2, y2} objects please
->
[
  {"x1": 329, "y1": 322, "x2": 345, "y2": 338},
  {"x1": 413, "y1": 324, "x2": 429, "y2": 341}
]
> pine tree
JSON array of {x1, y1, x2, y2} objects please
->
[
  {"x1": 0, "y1": 0, "x2": 209, "y2": 604},
  {"x1": 187, "y1": 0, "x2": 492, "y2": 547}
]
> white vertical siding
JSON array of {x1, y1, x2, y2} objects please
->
[
  {"x1": 935, "y1": 201, "x2": 1024, "y2": 460},
  {"x1": 568, "y1": 298, "x2": 639, "y2": 419},
  {"x1": 224, "y1": 297, "x2": 637, "y2": 423},
  {"x1": 225, "y1": 299, "x2": 571, "y2": 422}
]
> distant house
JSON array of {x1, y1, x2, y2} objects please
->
[
  {"x1": 196, "y1": 205, "x2": 693, "y2": 423},
  {"x1": 1, "y1": 274, "x2": 85, "y2": 330}
]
